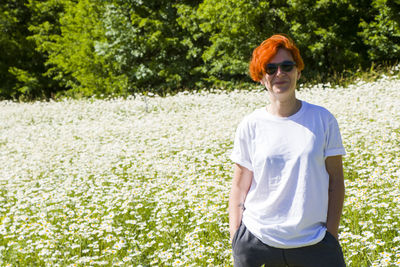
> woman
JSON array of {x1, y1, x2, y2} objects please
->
[{"x1": 229, "y1": 34, "x2": 346, "y2": 267}]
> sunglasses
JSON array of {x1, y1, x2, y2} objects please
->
[{"x1": 265, "y1": 61, "x2": 296, "y2": 75}]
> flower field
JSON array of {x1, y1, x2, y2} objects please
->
[{"x1": 0, "y1": 75, "x2": 399, "y2": 266}]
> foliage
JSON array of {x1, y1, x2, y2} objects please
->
[
  {"x1": 1, "y1": 0, "x2": 400, "y2": 99},
  {"x1": 0, "y1": 0, "x2": 58, "y2": 100},
  {"x1": 358, "y1": 0, "x2": 400, "y2": 61},
  {"x1": 28, "y1": 0, "x2": 129, "y2": 98},
  {"x1": 283, "y1": 0, "x2": 370, "y2": 79},
  {"x1": 177, "y1": 0, "x2": 287, "y2": 87},
  {"x1": 93, "y1": 0, "x2": 203, "y2": 95}
]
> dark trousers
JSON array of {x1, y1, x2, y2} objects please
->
[{"x1": 232, "y1": 223, "x2": 346, "y2": 267}]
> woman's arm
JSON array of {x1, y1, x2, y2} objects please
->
[
  {"x1": 228, "y1": 163, "x2": 253, "y2": 242},
  {"x1": 325, "y1": 155, "x2": 345, "y2": 240}
]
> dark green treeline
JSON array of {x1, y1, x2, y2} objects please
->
[{"x1": 1, "y1": 0, "x2": 400, "y2": 100}]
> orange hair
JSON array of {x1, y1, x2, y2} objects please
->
[{"x1": 249, "y1": 34, "x2": 304, "y2": 82}]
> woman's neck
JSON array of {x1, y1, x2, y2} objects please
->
[{"x1": 267, "y1": 97, "x2": 301, "y2": 117}]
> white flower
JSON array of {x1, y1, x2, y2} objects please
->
[{"x1": 0, "y1": 77, "x2": 399, "y2": 266}]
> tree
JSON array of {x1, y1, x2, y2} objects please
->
[
  {"x1": 2, "y1": 0, "x2": 400, "y2": 99},
  {"x1": 177, "y1": 0, "x2": 291, "y2": 87},
  {"x1": 0, "y1": 0, "x2": 59, "y2": 99},
  {"x1": 28, "y1": 0, "x2": 128, "y2": 98},
  {"x1": 359, "y1": 0, "x2": 400, "y2": 62},
  {"x1": 94, "y1": 0, "x2": 203, "y2": 95}
]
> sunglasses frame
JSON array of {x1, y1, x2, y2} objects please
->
[{"x1": 265, "y1": 61, "x2": 297, "y2": 75}]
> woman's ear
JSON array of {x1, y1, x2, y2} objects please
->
[
  {"x1": 297, "y1": 71, "x2": 301, "y2": 80},
  {"x1": 260, "y1": 76, "x2": 266, "y2": 85}
]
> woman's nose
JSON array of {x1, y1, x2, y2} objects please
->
[{"x1": 275, "y1": 66, "x2": 285, "y2": 76}]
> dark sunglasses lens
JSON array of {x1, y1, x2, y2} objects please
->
[
  {"x1": 281, "y1": 63, "x2": 295, "y2": 72},
  {"x1": 266, "y1": 64, "x2": 278, "y2": 74}
]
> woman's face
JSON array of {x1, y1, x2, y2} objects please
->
[{"x1": 261, "y1": 48, "x2": 301, "y2": 100}]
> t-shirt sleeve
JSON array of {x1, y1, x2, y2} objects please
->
[
  {"x1": 324, "y1": 115, "x2": 346, "y2": 158},
  {"x1": 230, "y1": 119, "x2": 254, "y2": 171}
]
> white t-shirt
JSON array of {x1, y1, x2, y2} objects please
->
[{"x1": 230, "y1": 100, "x2": 346, "y2": 249}]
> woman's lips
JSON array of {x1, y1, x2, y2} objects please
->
[{"x1": 273, "y1": 80, "x2": 288, "y2": 85}]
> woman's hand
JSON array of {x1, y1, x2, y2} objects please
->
[
  {"x1": 325, "y1": 156, "x2": 345, "y2": 243},
  {"x1": 228, "y1": 164, "x2": 253, "y2": 243}
]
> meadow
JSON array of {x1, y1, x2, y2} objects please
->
[{"x1": 0, "y1": 73, "x2": 399, "y2": 266}]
